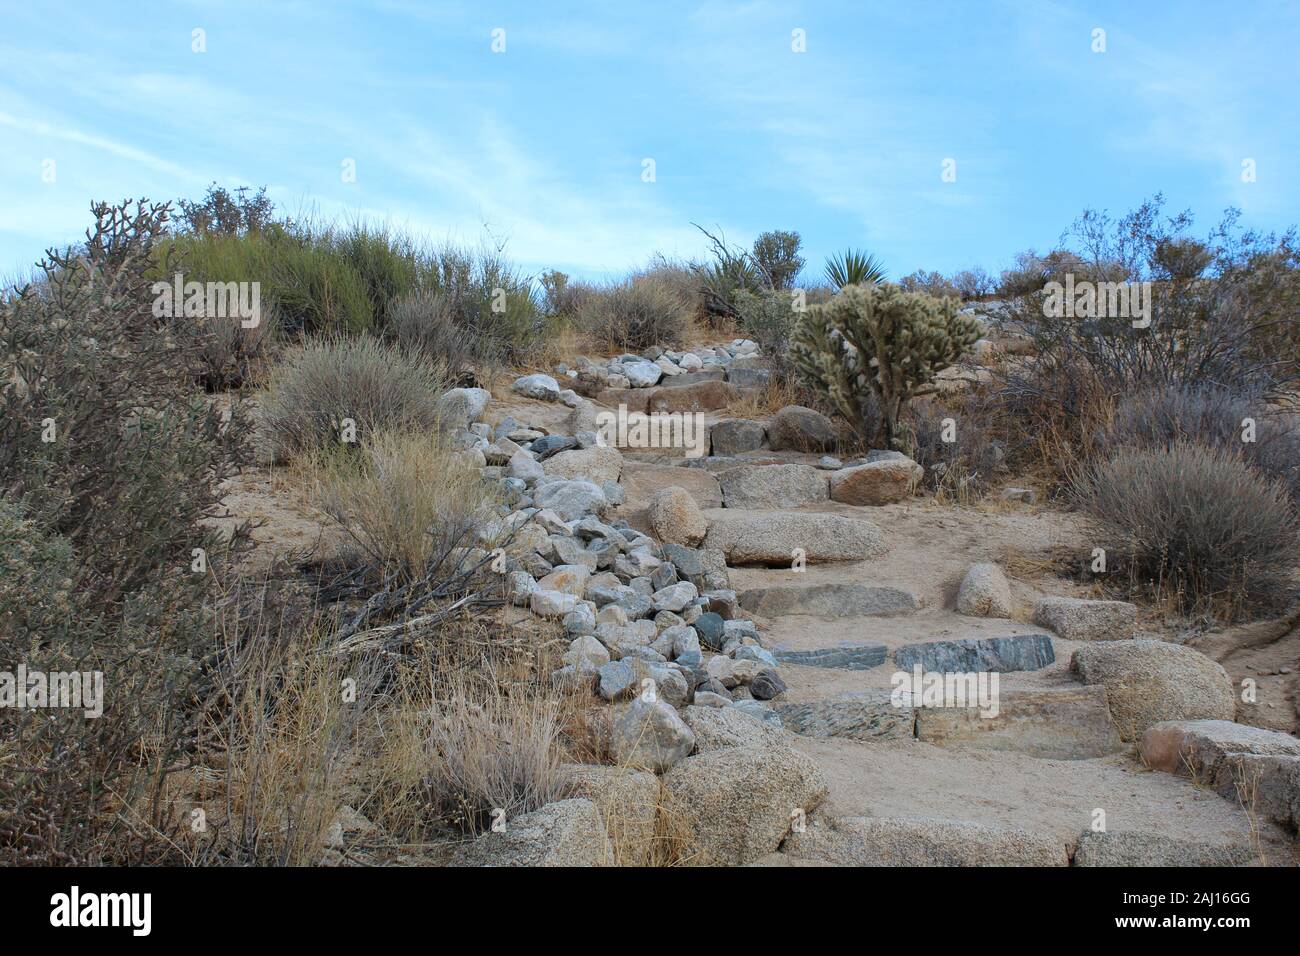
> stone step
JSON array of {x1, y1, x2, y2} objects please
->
[
  {"x1": 772, "y1": 642, "x2": 888, "y2": 671},
  {"x1": 783, "y1": 816, "x2": 1069, "y2": 866},
  {"x1": 740, "y1": 583, "x2": 919, "y2": 619},
  {"x1": 702, "y1": 509, "x2": 887, "y2": 565},
  {"x1": 894, "y1": 634, "x2": 1055, "y2": 673},
  {"x1": 915, "y1": 686, "x2": 1125, "y2": 759},
  {"x1": 1071, "y1": 830, "x2": 1257, "y2": 867},
  {"x1": 773, "y1": 691, "x2": 914, "y2": 741},
  {"x1": 1139, "y1": 720, "x2": 1300, "y2": 832}
]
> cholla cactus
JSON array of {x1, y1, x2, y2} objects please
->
[{"x1": 791, "y1": 282, "x2": 980, "y2": 449}]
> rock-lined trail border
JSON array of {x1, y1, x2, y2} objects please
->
[{"x1": 442, "y1": 335, "x2": 1299, "y2": 866}]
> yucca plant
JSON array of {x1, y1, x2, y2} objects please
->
[{"x1": 825, "y1": 249, "x2": 887, "y2": 289}]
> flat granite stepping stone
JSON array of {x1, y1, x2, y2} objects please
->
[
  {"x1": 1071, "y1": 830, "x2": 1256, "y2": 867},
  {"x1": 773, "y1": 691, "x2": 915, "y2": 741},
  {"x1": 703, "y1": 510, "x2": 887, "y2": 565},
  {"x1": 772, "y1": 642, "x2": 889, "y2": 670},
  {"x1": 893, "y1": 634, "x2": 1055, "y2": 673},
  {"x1": 740, "y1": 583, "x2": 918, "y2": 619},
  {"x1": 915, "y1": 686, "x2": 1125, "y2": 759}
]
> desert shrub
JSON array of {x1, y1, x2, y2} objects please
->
[
  {"x1": 996, "y1": 248, "x2": 1090, "y2": 299},
  {"x1": 1074, "y1": 442, "x2": 1298, "y2": 617},
  {"x1": 0, "y1": 199, "x2": 250, "y2": 864},
  {"x1": 733, "y1": 288, "x2": 800, "y2": 380},
  {"x1": 313, "y1": 430, "x2": 499, "y2": 580},
  {"x1": 194, "y1": 609, "x2": 380, "y2": 865},
  {"x1": 170, "y1": 189, "x2": 550, "y2": 355},
  {"x1": 825, "y1": 249, "x2": 887, "y2": 289},
  {"x1": 1002, "y1": 196, "x2": 1299, "y2": 394},
  {"x1": 425, "y1": 243, "x2": 548, "y2": 363},
  {"x1": 536, "y1": 269, "x2": 582, "y2": 317},
  {"x1": 951, "y1": 267, "x2": 995, "y2": 300},
  {"x1": 195, "y1": 303, "x2": 280, "y2": 390},
  {"x1": 177, "y1": 182, "x2": 278, "y2": 237},
  {"x1": 899, "y1": 269, "x2": 959, "y2": 298},
  {"x1": 791, "y1": 282, "x2": 980, "y2": 448},
  {"x1": 259, "y1": 338, "x2": 448, "y2": 459},
  {"x1": 752, "y1": 229, "x2": 805, "y2": 290},
  {"x1": 1106, "y1": 384, "x2": 1300, "y2": 502},
  {"x1": 389, "y1": 286, "x2": 501, "y2": 381},
  {"x1": 992, "y1": 197, "x2": 1299, "y2": 488},
  {"x1": 906, "y1": 394, "x2": 1006, "y2": 498},
  {"x1": 331, "y1": 223, "x2": 429, "y2": 330},
  {"x1": 635, "y1": 254, "x2": 702, "y2": 312},
  {"x1": 577, "y1": 277, "x2": 690, "y2": 352},
  {"x1": 165, "y1": 226, "x2": 375, "y2": 334},
  {"x1": 902, "y1": 266, "x2": 995, "y2": 302},
  {"x1": 1, "y1": 199, "x2": 251, "y2": 613}
]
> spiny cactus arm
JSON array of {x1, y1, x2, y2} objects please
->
[{"x1": 791, "y1": 306, "x2": 860, "y2": 425}]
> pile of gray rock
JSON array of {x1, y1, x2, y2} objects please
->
[
  {"x1": 542, "y1": 339, "x2": 770, "y2": 394},
  {"x1": 506, "y1": 339, "x2": 769, "y2": 403},
  {"x1": 436, "y1": 378, "x2": 795, "y2": 777}
]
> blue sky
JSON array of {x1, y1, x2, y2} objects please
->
[{"x1": 1, "y1": 0, "x2": 1297, "y2": 284}]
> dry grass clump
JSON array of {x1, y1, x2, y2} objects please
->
[
  {"x1": 1073, "y1": 442, "x2": 1298, "y2": 617},
  {"x1": 310, "y1": 429, "x2": 499, "y2": 580},
  {"x1": 576, "y1": 276, "x2": 692, "y2": 352},
  {"x1": 259, "y1": 337, "x2": 448, "y2": 459},
  {"x1": 419, "y1": 672, "x2": 573, "y2": 835},
  {"x1": 188, "y1": 608, "x2": 376, "y2": 866}
]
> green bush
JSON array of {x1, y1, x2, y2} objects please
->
[
  {"x1": 752, "y1": 230, "x2": 805, "y2": 290},
  {"x1": 1075, "y1": 442, "x2": 1297, "y2": 617},
  {"x1": 0, "y1": 199, "x2": 249, "y2": 863},
  {"x1": 733, "y1": 288, "x2": 799, "y2": 379},
  {"x1": 259, "y1": 337, "x2": 449, "y2": 459},
  {"x1": 169, "y1": 188, "x2": 549, "y2": 359}
]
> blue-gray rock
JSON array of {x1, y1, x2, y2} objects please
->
[
  {"x1": 733, "y1": 645, "x2": 779, "y2": 668},
  {"x1": 660, "y1": 543, "x2": 729, "y2": 591},
  {"x1": 530, "y1": 435, "x2": 578, "y2": 460},
  {"x1": 893, "y1": 634, "x2": 1056, "y2": 673},
  {"x1": 533, "y1": 479, "x2": 608, "y2": 521},
  {"x1": 651, "y1": 563, "x2": 679, "y2": 591},
  {"x1": 730, "y1": 700, "x2": 783, "y2": 728},
  {"x1": 709, "y1": 419, "x2": 766, "y2": 456},
  {"x1": 695, "y1": 612, "x2": 726, "y2": 650},
  {"x1": 749, "y1": 669, "x2": 788, "y2": 700},
  {"x1": 773, "y1": 642, "x2": 888, "y2": 670},
  {"x1": 727, "y1": 366, "x2": 771, "y2": 388},
  {"x1": 600, "y1": 481, "x2": 625, "y2": 506}
]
